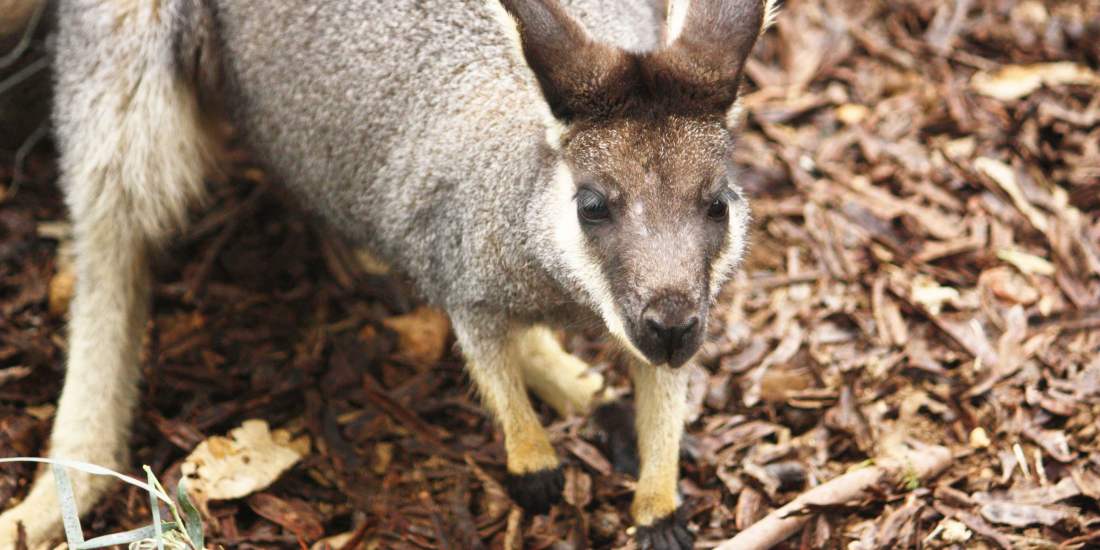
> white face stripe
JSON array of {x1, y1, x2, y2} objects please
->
[
  {"x1": 708, "y1": 199, "x2": 750, "y2": 301},
  {"x1": 550, "y1": 162, "x2": 650, "y2": 363}
]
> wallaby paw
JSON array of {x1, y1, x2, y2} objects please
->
[
  {"x1": 635, "y1": 508, "x2": 694, "y2": 550},
  {"x1": 590, "y1": 400, "x2": 639, "y2": 477},
  {"x1": 504, "y1": 465, "x2": 564, "y2": 514}
]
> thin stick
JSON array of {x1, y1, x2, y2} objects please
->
[
  {"x1": 0, "y1": 0, "x2": 47, "y2": 69},
  {"x1": 715, "y1": 444, "x2": 952, "y2": 550}
]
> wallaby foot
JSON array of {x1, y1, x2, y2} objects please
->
[
  {"x1": 0, "y1": 481, "x2": 59, "y2": 550},
  {"x1": 507, "y1": 326, "x2": 609, "y2": 512},
  {"x1": 504, "y1": 465, "x2": 565, "y2": 514},
  {"x1": 590, "y1": 400, "x2": 640, "y2": 477},
  {"x1": 630, "y1": 363, "x2": 690, "y2": 546},
  {"x1": 452, "y1": 316, "x2": 564, "y2": 512},
  {"x1": 635, "y1": 507, "x2": 694, "y2": 550},
  {"x1": 0, "y1": 467, "x2": 120, "y2": 550}
]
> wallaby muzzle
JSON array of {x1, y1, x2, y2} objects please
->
[{"x1": 630, "y1": 291, "x2": 707, "y2": 368}]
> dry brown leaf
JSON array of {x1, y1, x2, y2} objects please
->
[
  {"x1": 971, "y1": 62, "x2": 1100, "y2": 101},
  {"x1": 47, "y1": 237, "x2": 75, "y2": 317},
  {"x1": 381, "y1": 306, "x2": 451, "y2": 366},
  {"x1": 181, "y1": 419, "x2": 308, "y2": 510}
]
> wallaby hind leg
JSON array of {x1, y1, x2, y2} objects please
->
[
  {"x1": 452, "y1": 315, "x2": 564, "y2": 514},
  {"x1": 515, "y1": 327, "x2": 608, "y2": 418},
  {"x1": 0, "y1": 2, "x2": 213, "y2": 547}
]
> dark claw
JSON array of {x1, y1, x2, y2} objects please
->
[
  {"x1": 503, "y1": 465, "x2": 564, "y2": 514},
  {"x1": 590, "y1": 400, "x2": 640, "y2": 477},
  {"x1": 636, "y1": 509, "x2": 694, "y2": 550}
]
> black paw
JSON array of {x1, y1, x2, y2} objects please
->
[
  {"x1": 504, "y1": 466, "x2": 564, "y2": 514},
  {"x1": 636, "y1": 510, "x2": 694, "y2": 550},
  {"x1": 590, "y1": 401, "x2": 639, "y2": 477}
]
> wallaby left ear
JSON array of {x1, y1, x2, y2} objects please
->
[
  {"x1": 499, "y1": 0, "x2": 638, "y2": 121},
  {"x1": 646, "y1": 0, "x2": 770, "y2": 111}
]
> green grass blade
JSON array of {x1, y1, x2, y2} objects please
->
[{"x1": 176, "y1": 478, "x2": 205, "y2": 549}]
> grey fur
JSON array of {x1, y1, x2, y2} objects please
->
[{"x1": 211, "y1": 0, "x2": 662, "y2": 327}]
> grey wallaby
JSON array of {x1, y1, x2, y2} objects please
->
[{"x1": 0, "y1": 0, "x2": 776, "y2": 548}]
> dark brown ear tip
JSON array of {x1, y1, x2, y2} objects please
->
[{"x1": 640, "y1": 0, "x2": 770, "y2": 111}]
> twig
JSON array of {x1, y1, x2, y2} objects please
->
[
  {"x1": 0, "y1": 0, "x2": 47, "y2": 69},
  {"x1": 0, "y1": 55, "x2": 46, "y2": 97},
  {"x1": 7, "y1": 119, "x2": 48, "y2": 197},
  {"x1": 715, "y1": 443, "x2": 952, "y2": 550}
]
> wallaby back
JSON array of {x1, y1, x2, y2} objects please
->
[{"x1": 209, "y1": 0, "x2": 662, "y2": 318}]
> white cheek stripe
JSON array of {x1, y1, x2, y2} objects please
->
[
  {"x1": 551, "y1": 163, "x2": 650, "y2": 363},
  {"x1": 708, "y1": 203, "x2": 749, "y2": 300}
]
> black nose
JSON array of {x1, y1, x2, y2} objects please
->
[{"x1": 636, "y1": 296, "x2": 703, "y2": 367}]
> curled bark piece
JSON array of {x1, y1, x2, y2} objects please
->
[{"x1": 716, "y1": 443, "x2": 952, "y2": 550}]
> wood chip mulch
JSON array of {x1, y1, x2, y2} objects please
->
[{"x1": 1, "y1": 0, "x2": 1098, "y2": 548}]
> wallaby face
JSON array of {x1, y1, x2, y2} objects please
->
[
  {"x1": 556, "y1": 114, "x2": 748, "y2": 367},
  {"x1": 504, "y1": 0, "x2": 760, "y2": 368}
]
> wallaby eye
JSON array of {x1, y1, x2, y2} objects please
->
[
  {"x1": 576, "y1": 188, "x2": 610, "y2": 224},
  {"x1": 707, "y1": 197, "x2": 729, "y2": 221}
]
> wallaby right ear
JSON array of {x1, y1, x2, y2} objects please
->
[
  {"x1": 498, "y1": 0, "x2": 637, "y2": 121},
  {"x1": 646, "y1": 0, "x2": 770, "y2": 112}
]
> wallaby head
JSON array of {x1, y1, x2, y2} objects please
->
[{"x1": 500, "y1": 0, "x2": 768, "y2": 368}]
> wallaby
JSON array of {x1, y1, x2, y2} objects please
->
[{"x1": 0, "y1": 0, "x2": 776, "y2": 548}]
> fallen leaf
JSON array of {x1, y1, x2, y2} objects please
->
[
  {"x1": 181, "y1": 419, "x2": 308, "y2": 510},
  {"x1": 971, "y1": 62, "x2": 1099, "y2": 101},
  {"x1": 47, "y1": 261, "x2": 74, "y2": 317},
  {"x1": 381, "y1": 306, "x2": 451, "y2": 366}
]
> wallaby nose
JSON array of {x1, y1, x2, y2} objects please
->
[{"x1": 636, "y1": 296, "x2": 703, "y2": 367}]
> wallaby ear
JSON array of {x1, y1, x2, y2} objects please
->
[
  {"x1": 498, "y1": 0, "x2": 637, "y2": 121},
  {"x1": 646, "y1": 0, "x2": 770, "y2": 111}
]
